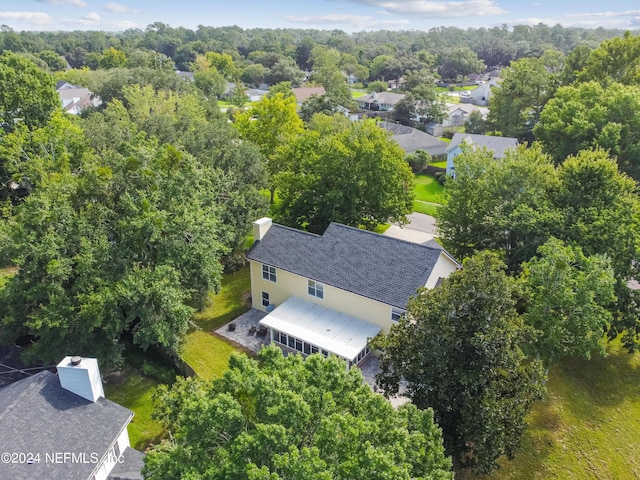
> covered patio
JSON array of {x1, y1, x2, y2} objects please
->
[{"x1": 258, "y1": 296, "x2": 381, "y2": 367}]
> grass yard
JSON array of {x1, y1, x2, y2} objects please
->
[
  {"x1": 104, "y1": 367, "x2": 165, "y2": 451},
  {"x1": 181, "y1": 266, "x2": 252, "y2": 380},
  {"x1": 351, "y1": 89, "x2": 368, "y2": 98},
  {"x1": 475, "y1": 339, "x2": 640, "y2": 480},
  {"x1": 430, "y1": 160, "x2": 447, "y2": 168},
  {"x1": 414, "y1": 174, "x2": 446, "y2": 205},
  {"x1": 413, "y1": 200, "x2": 441, "y2": 217}
]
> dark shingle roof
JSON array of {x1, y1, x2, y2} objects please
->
[
  {"x1": 108, "y1": 447, "x2": 145, "y2": 480},
  {"x1": 246, "y1": 222, "x2": 446, "y2": 309},
  {"x1": 0, "y1": 370, "x2": 133, "y2": 480}
]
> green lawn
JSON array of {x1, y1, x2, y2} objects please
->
[
  {"x1": 430, "y1": 160, "x2": 447, "y2": 168},
  {"x1": 436, "y1": 85, "x2": 477, "y2": 92},
  {"x1": 181, "y1": 266, "x2": 252, "y2": 380},
  {"x1": 351, "y1": 89, "x2": 368, "y2": 98},
  {"x1": 414, "y1": 174, "x2": 446, "y2": 204},
  {"x1": 413, "y1": 200, "x2": 441, "y2": 217},
  {"x1": 473, "y1": 339, "x2": 640, "y2": 480},
  {"x1": 104, "y1": 367, "x2": 165, "y2": 451}
]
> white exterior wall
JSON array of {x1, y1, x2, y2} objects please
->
[
  {"x1": 250, "y1": 260, "x2": 399, "y2": 333},
  {"x1": 57, "y1": 357, "x2": 104, "y2": 403},
  {"x1": 425, "y1": 253, "x2": 460, "y2": 289},
  {"x1": 92, "y1": 424, "x2": 131, "y2": 480}
]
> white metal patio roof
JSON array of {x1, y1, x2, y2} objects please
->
[{"x1": 259, "y1": 296, "x2": 381, "y2": 362}]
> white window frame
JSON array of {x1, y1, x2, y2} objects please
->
[
  {"x1": 391, "y1": 307, "x2": 405, "y2": 322},
  {"x1": 261, "y1": 291, "x2": 270, "y2": 307},
  {"x1": 307, "y1": 279, "x2": 324, "y2": 299},
  {"x1": 262, "y1": 264, "x2": 276, "y2": 282}
]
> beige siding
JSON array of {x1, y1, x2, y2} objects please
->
[
  {"x1": 425, "y1": 252, "x2": 460, "y2": 289},
  {"x1": 250, "y1": 260, "x2": 398, "y2": 333}
]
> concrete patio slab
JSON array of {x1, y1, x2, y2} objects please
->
[{"x1": 215, "y1": 308, "x2": 269, "y2": 353}]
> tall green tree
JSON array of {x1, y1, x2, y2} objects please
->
[
  {"x1": 375, "y1": 252, "x2": 546, "y2": 474},
  {"x1": 488, "y1": 57, "x2": 553, "y2": 141},
  {"x1": 0, "y1": 124, "x2": 228, "y2": 366},
  {"x1": 534, "y1": 81, "x2": 640, "y2": 180},
  {"x1": 144, "y1": 346, "x2": 454, "y2": 480},
  {"x1": 438, "y1": 144, "x2": 560, "y2": 272},
  {"x1": 275, "y1": 116, "x2": 414, "y2": 233},
  {"x1": 520, "y1": 238, "x2": 616, "y2": 367},
  {"x1": 0, "y1": 51, "x2": 59, "y2": 134},
  {"x1": 577, "y1": 31, "x2": 640, "y2": 86},
  {"x1": 235, "y1": 92, "x2": 303, "y2": 203},
  {"x1": 437, "y1": 47, "x2": 485, "y2": 84},
  {"x1": 553, "y1": 150, "x2": 640, "y2": 352}
]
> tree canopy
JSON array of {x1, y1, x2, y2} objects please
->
[
  {"x1": 0, "y1": 51, "x2": 59, "y2": 134},
  {"x1": 275, "y1": 116, "x2": 414, "y2": 233},
  {"x1": 144, "y1": 346, "x2": 454, "y2": 480},
  {"x1": 375, "y1": 252, "x2": 545, "y2": 474}
]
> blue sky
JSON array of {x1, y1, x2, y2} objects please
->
[{"x1": 4, "y1": 1, "x2": 640, "y2": 32}]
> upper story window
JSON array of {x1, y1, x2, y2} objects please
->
[
  {"x1": 262, "y1": 264, "x2": 276, "y2": 282},
  {"x1": 308, "y1": 279, "x2": 324, "y2": 299},
  {"x1": 391, "y1": 307, "x2": 405, "y2": 322}
]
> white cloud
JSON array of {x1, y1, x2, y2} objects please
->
[
  {"x1": 334, "y1": 0, "x2": 507, "y2": 18},
  {"x1": 508, "y1": 9, "x2": 640, "y2": 30},
  {"x1": 285, "y1": 13, "x2": 409, "y2": 28},
  {"x1": 104, "y1": 2, "x2": 132, "y2": 13},
  {"x1": 0, "y1": 11, "x2": 53, "y2": 26},
  {"x1": 82, "y1": 11, "x2": 100, "y2": 21},
  {"x1": 34, "y1": 0, "x2": 87, "y2": 7}
]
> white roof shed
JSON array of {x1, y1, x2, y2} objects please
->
[{"x1": 259, "y1": 296, "x2": 381, "y2": 362}]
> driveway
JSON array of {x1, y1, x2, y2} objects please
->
[{"x1": 384, "y1": 212, "x2": 438, "y2": 244}]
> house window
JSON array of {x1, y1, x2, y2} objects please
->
[
  {"x1": 261, "y1": 291, "x2": 270, "y2": 308},
  {"x1": 279, "y1": 332, "x2": 287, "y2": 345},
  {"x1": 391, "y1": 307, "x2": 405, "y2": 322},
  {"x1": 308, "y1": 280, "x2": 324, "y2": 299},
  {"x1": 262, "y1": 264, "x2": 276, "y2": 282}
]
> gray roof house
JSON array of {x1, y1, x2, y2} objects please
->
[
  {"x1": 56, "y1": 81, "x2": 101, "y2": 115},
  {"x1": 446, "y1": 133, "x2": 518, "y2": 176},
  {"x1": 379, "y1": 121, "x2": 448, "y2": 158},
  {"x1": 245, "y1": 218, "x2": 460, "y2": 366},
  {"x1": 356, "y1": 91, "x2": 405, "y2": 111},
  {"x1": 0, "y1": 356, "x2": 144, "y2": 480}
]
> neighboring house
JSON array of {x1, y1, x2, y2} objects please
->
[
  {"x1": 356, "y1": 91, "x2": 405, "y2": 111},
  {"x1": 175, "y1": 70, "x2": 194, "y2": 82},
  {"x1": 246, "y1": 218, "x2": 459, "y2": 367},
  {"x1": 379, "y1": 121, "x2": 448, "y2": 159},
  {"x1": 460, "y1": 78, "x2": 500, "y2": 106},
  {"x1": 245, "y1": 88, "x2": 268, "y2": 102},
  {"x1": 56, "y1": 81, "x2": 101, "y2": 115},
  {"x1": 0, "y1": 356, "x2": 144, "y2": 480},
  {"x1": 292, "y1": 86, "x2": 326, "y2": 104},
  {"x1": 446, "y1": 132, "x2": 518, "y2": 176}
]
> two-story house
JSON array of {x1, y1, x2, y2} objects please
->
[{"x1": 246, "y1": 218, "x2": 459, "y2": 367}]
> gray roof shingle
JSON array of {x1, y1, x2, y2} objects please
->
[
  {"x1": 0, "y1": 370, "x2": 134, "y2": 480},
  {"x1": 379, "y1": 121, "x2": 448, "y2": 156},
  {"x1": 246, "y1": 222, "x2": 447, "y2": 309},
  {"x1": 447, "y1": 133, "x2": 517, "y2": 158}
]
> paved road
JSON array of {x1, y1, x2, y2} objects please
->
[
  {"x1": 383, "y1": 212, "x2": 438, "y2": 244},
  {"x1": 405, "y1": 212, "x2": 438, "y2": 235}
]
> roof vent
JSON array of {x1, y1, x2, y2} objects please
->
[{"x1": 70, "y1": 356, "x2": 82, "y2": 366}]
